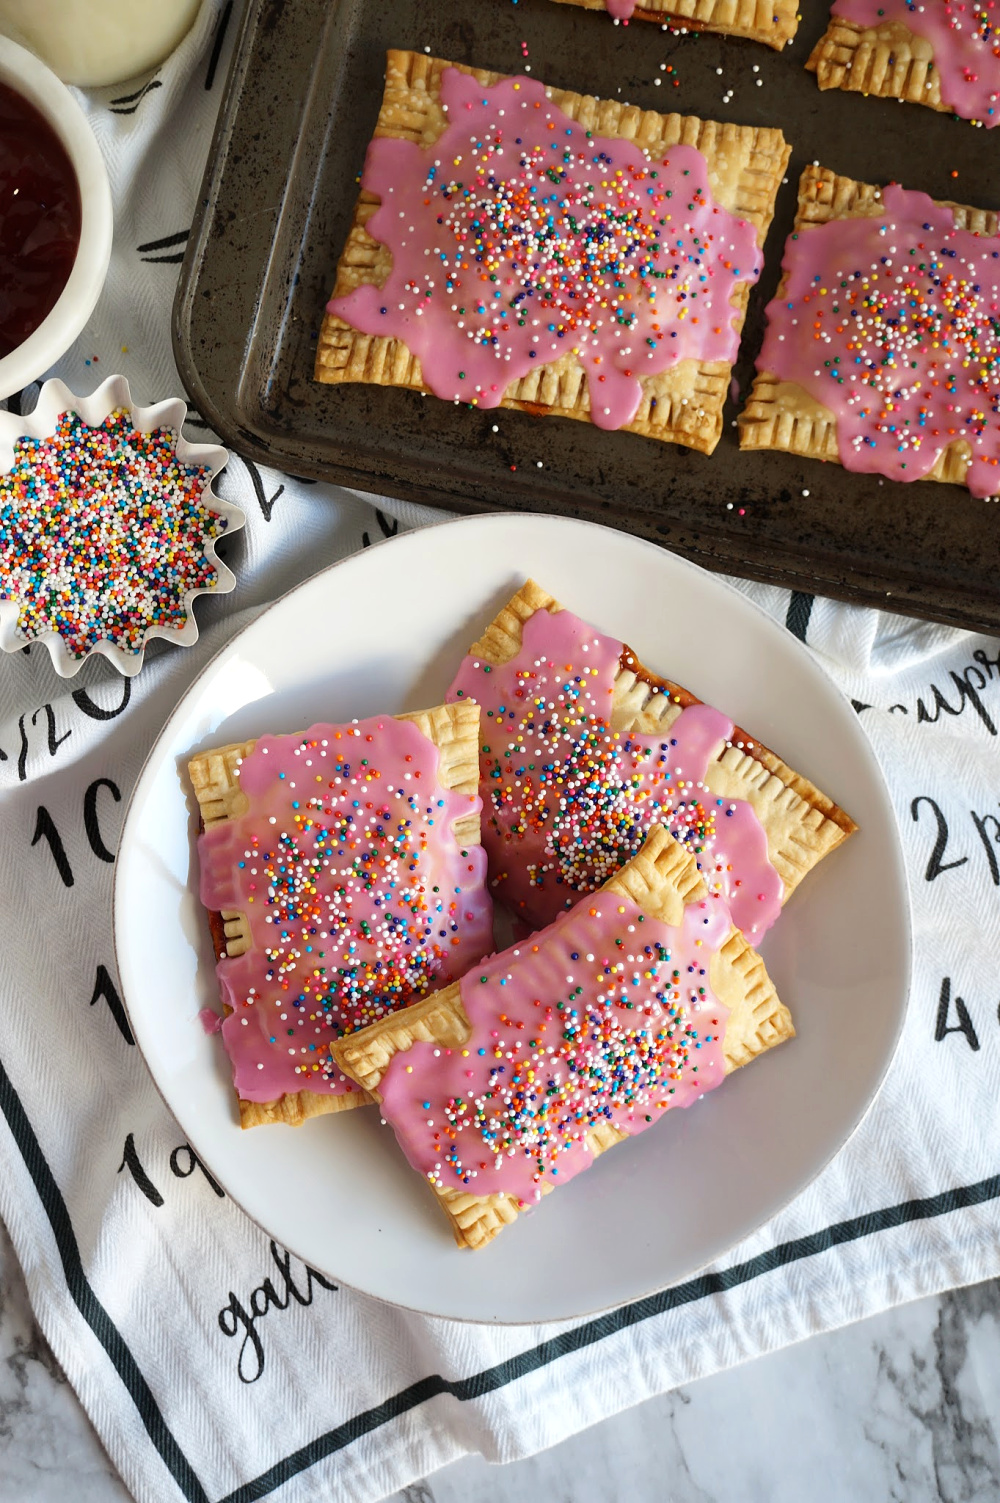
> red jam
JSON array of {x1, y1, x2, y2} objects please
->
[{"x1": 0, "y1": 82, "x2": 81, "y2": 360}]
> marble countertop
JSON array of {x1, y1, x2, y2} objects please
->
[{"x1": 3, "y1": 1218, "x2": 999, "y2": 1502}]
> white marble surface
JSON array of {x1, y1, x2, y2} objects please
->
[{"x1": 3, "y1": 1218, "x2": 1000, "y2": 1502}]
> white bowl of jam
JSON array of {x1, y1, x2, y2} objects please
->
[{"x1": 0, "y1": 36, "x2": 112, "y2": 398}]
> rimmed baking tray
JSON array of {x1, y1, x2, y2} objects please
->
[{"x1": 174, "y1": 0, "x2": 1000, "y2": 633}]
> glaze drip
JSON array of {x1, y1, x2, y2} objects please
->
[
  {"x1": 446, "y1": 606, "x2": 781, "y2": 939},
  {"x1": 198, "y1": 717, "x2": 493, "y2": 1102},
  {"x1": 377, "y1": 887, "x2": 731, "y2": 1202},
  {"x1": 330, "y1": 68, "x2": 761, "y2": 429},
  {"x1": 758, "y1": 183, "x2": 1000, "y2": 494}
]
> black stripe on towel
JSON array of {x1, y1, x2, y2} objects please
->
[
  {"x1": 785, "y1": 591, "x2": 815, "y2": 642},
  {"x1": 1, "y1": 1048, "x2": 998, "y2": 1503},
  {"x1": 219, "y1": 1174, "x2": 1000, "y2": 1502},
  {"x1": 0, "y1": 1055, "x2": 208, "y2": 1503}
]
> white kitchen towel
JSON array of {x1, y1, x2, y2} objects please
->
[{"x1": 1, "y1": 5, "x2": 1000, "y2": 1502}]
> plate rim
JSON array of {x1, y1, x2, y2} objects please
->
[{"x1": 112, "y1": 511, "x2": 913, "y2": 1325}]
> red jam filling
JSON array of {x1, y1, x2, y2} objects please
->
[{"x1": 0, "y1": 82, "x2": 81, "y2": 360}]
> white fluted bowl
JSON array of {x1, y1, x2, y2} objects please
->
[{"x1": 0, "y1": 375, "x2": 243, "y2": 676}]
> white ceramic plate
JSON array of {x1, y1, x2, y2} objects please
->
[{"x1": 114, "y1": 514, "x2": 911, "y2": 1324}]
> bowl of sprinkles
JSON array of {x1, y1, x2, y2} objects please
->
[{"x1": 0, "y1": 374, "x2": 242, "y2": 677}]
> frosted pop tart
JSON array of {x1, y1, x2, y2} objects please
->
[
  {"x1": 740, "y1": 164, "x2": 1000, "y2": 497},
  {"x1": 807, "y1": 1, "x2": 1000, "y2": 126},
  {"x1": 316, "y1": 50, "x2": 789, "y2": 455},
  {"x1": 190, "y1": 704, "x2": 493, "y2": 1127},
  {"x1": 445, "y1": 580, "x2": 856, "y2": 939},
  {"x1": 332, "y1": 825, "x2": 792, "y2": 1249}
]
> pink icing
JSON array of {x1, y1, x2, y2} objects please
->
[
  {"x1": 833, "y1": 0, "x2": 1000, "y2": 124},
  {"x1": 329, "y1": 68, "x2": 762, "y2": 430},
  {"x1": 198, "y1": 1008, "x2": 223, "y2": 1036},
  {"x1": 197, "y1": 717, "x2": 494, "y2": 1102},
  {"x1": 445, "y1": 607, "x2": 782, "y2": 941},
  {"x1": 377, "y1": 888, "x2": 732, "y2": 1203},
  {"x1": 757, "y1": 183, "x2": 1000, "y2": 495},
  {"x1": 606, "y1": 0, "x2": 637, "y2": 15}
]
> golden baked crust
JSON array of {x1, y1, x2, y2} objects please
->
[
  {"x1": 314, "y1": 49, "x2": 790, "y2": 455},
  {"x1": 188, "y1": 701, "x2": 482, "y2": 1128},
  {"x1": 332, "y1": 825, "x2": 792, "y2": 1250},
  {"x1": 467, "y1": 580, "x2": 856, "y2": 898},
  {"x1": 807, "y1": 15, "x2": 947, "y2": 113},
  {"x1": 738, "y1": 164, "x2": 998, "y2": 487},
  {"x1": 236, "y1": 1087, "x2": 365, "y2": 1131},
  {"x1": 550, "y1": 0, "x2": 798, "y2": 48}
]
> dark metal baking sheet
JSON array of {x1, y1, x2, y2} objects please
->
[{"x1": 174, "y1": 0, "x2": 1000, "y2": 633}]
